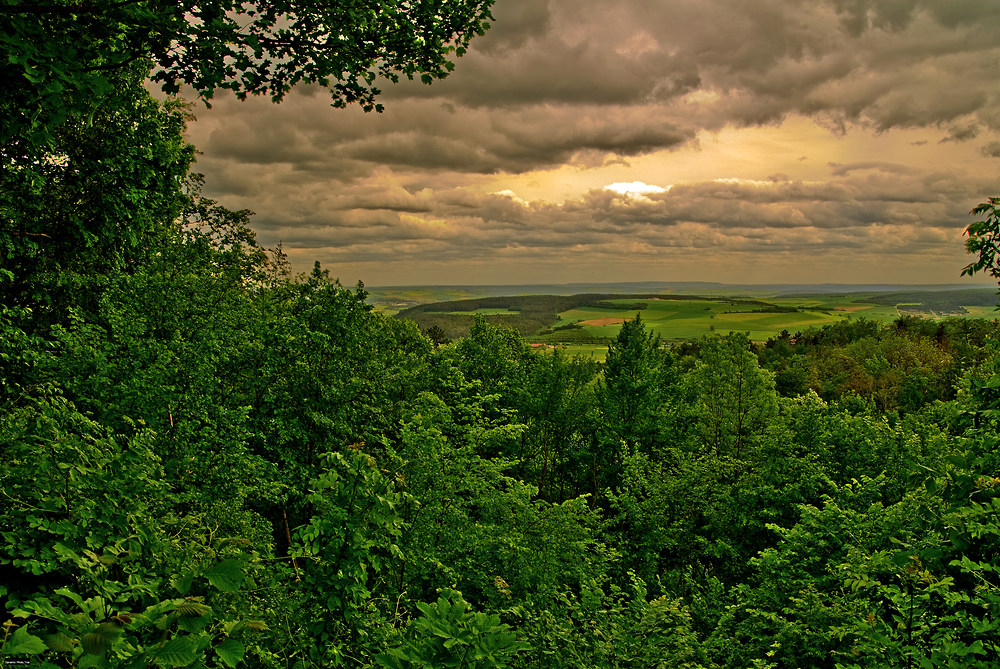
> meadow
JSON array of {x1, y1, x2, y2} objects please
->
[
  {"x1": 529, "y1": 295, "x2": 905, "y2": 359},
  {"x1": 387, "y1": 286, "x2": 999, "y2": 361},
  {"x1": 550, "y1": 298, "x2": 838, "y2": 340}
]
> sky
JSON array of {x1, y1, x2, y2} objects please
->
[{"x1": 183, "y1": 0, "x2": 1000, "y2": 287}]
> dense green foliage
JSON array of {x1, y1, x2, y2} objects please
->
[
  {"x1": 7, "y1": 234, "x2": 1000, "y2": 666},
  {"x1": 4, "y1": 3, "x2": 1000, "y2": 666}
]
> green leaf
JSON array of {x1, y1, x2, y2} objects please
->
[
  {"x1": 44, "y1": 632, "x2": 76, "y2": 652},
  {"x1": 82, "y1": 631, "x2": 111, "y2": 655},
  {"x1": 216, "y1": 638, "x2": 245, "y2": 668},
  {"x1": 55, "y1": 586, "x2": 86, "y2": 610},
  {"x1": 172, "y1": 571, "x2": 195, "y2": 595},
  {"x1": 892, "y1": 552, "x2": 915, "y2": 566},
  {"x1": 2, "y1": 626, "x2": 48, "y2": 654},
  {"x1": 153, "y1": 636, "x2": 198, "y2": 667},
  {"x1": 946, "y1": 454, "x2": 968, "y2": 469},
  {"x1": 205, "y1": 559, "x2": 243, "y2": 592},
  {"x1": 175, "y1": 602, "x2": 212, "y2": 617},
  {"x1": 78, "y1": 653, "x2": 107, "y2": 669},
  {"x1": 177, "y1": 613, "x2": 212, "y2": 634}
]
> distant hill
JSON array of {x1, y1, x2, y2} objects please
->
[
  {"x1": 394, "y1": 293, "x2": 661, "y2": 340},
  {"x1": 369, "y1": 282, "x2": 996, "y2": 309},
  {"x1": 858, "y1": 288, "x2": 999, "y2": 316},
  {"x1": 388, "y1": 285, "x2": 1000, "y2": 341}
]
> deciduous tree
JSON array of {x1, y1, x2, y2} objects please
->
[
  {"x1": 1, "y1": 66, "x2": 193, "y2": 319},
  {"x1": 1, "y1": 0, "x2": 495, "y2": 146},
  {"x1": 962, "y1": 197, "x2": 1000, "y2": 283},
  {"x1": 597, "y1": 314, "x2": 668, "y2": 475},
  {"x1": 684, "y1": 333, "x2": 778, "y2": 459}
]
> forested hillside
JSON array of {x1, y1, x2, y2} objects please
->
[{"x1": 4, "y1": 2, "x2": 1000, "y2": 667}]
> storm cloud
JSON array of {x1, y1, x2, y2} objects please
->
[{"x1": 184, "y1": 0, "x2": 1000, "y2": 286}]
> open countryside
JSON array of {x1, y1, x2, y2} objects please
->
[
  {"x1": 385, "y1": 286, "x2": 999, "y2": 359},
  {"x1": 10, "y1": 0, "x2": 1000, "y2": 664},
  {"x1": 552, "y1": 297, "x2": 880, "y2": 338}
]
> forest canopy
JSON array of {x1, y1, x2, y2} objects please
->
[{"x1": 2, "y1": 1, "x2": 1000, "y2": 667}]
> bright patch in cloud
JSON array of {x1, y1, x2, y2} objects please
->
[
  {"x1": 400, "y1": 213, "x2": 449, "y2": 228},
  {"x1": 713, "y1": 177, "x2": 780, "y2": 187},
  {"x1": 604, "y1": 181, "x2": 670, "y2": 198},
  {"x1": 492, "y1": 189, "x2": 529, "y2": 205},
  {"x1": 682, "y1": 90, "x2": 721, "y2": 105}
]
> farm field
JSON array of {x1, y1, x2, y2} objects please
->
[
  {"x1": 392, "y1": 286, "x2": 1000, "y2": 354},
  {"x1": 557, "y1": 344, "x2": 611, "y2": 362},
  {"x1": 550, "y1": 296, "x2": 882, "y2": 342},
  {"x1": 527, "y1": 293, "x2": 995, "y2": 360},
  {"x1": 964, "y1": 305, "x2": 1000, "y2": 317},
  {"x1": 559, "y1": 343, "x2": 610, "y2": 356}
]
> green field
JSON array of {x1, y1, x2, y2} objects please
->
[
  {"x1": 531, "y1": 294, "x2": 996, "y2": 359},
  {"x1": 390, "y1": 286, "x2": 1000, "y2": 356},
  {"x1": 551, "y1": 297, "x2": 859, "y2": 342},
  {"x1": 558, "y1": 344, "x2": 610, "y2": 362},
  {"x1": 954, "y1": 305, "x2": 999, "y2": 317}
]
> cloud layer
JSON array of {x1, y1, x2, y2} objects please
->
[{"x1": 184, "y1": 0, "x2": 1000, "y2": 285}]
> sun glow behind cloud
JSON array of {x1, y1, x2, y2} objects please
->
[
  {"x1": 604, "y1": 181, "x2": 671, "y2": 198},
  {"x1": 183, "y1": 0, "x2": 1000, "y2": 286}
]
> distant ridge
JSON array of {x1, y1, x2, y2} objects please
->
[
  {"x1": 372, "y1": 281, "x2": 992, "y2": 292},
  {"x1": 368, "y1": 282, "x2": 996, "y2": 304}
]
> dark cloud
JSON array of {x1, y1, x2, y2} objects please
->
[
  {"x1": 941, "y1": 123, "x2": 981, "y2": 142},
  {"x1": 243, "y1": 163, "x2": 988, "y2": 263},
  {"x1": 981, "y1": 141, "x2": 1000, "y2": 158},
  {"x1": 191, "y1": 0, "x2": 1000, "y2": 176},
  {"x1": 194, "y1": 95, "x2": 695, "y2": 177},
  {"x1": 182, "y1": 0, "x2": 1000, "y2": 284},
  {"x1": 476, "y1": 0, "x2": 553, "y2": 54}
]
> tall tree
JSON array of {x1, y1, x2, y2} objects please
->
[
  {"x1": 598, "y1": 314, "x2": 666, "y2": 455},
  {"x1": 0, "y1": 65, "x2": 193, "y2": 324},
  {"x1": 684, "y1": 333, "x2": 778, "y2": 459},
  {"x1": 505, "y1": 349, "x2": 601, "y2": 502},
  {"x1": 962, "y1": 196, "x2": 1000, "y2": 284}
]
